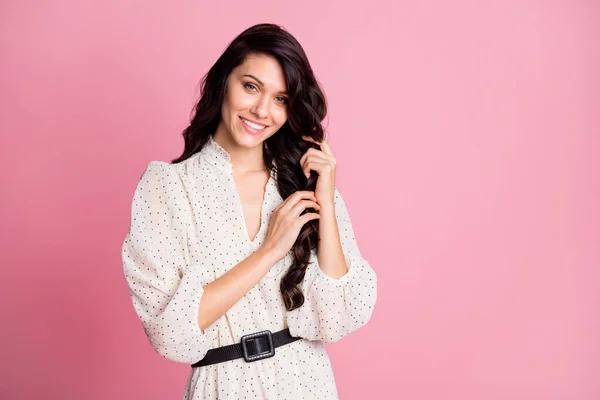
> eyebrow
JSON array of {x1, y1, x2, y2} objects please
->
[{"x1": 243, "y1": 74, "x2": 288, "y2": 95}]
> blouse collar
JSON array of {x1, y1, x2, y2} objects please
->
[
  {"x1": 201, "y1": 135, "x2": 232, "y2": 171},
  {"x1": 200, "y1": 135, "x2": 278, "y2": 178}
]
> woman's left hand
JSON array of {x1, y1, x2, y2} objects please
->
[{"x1": 300, "y1": 135, "x2": 336, "y2": 207}]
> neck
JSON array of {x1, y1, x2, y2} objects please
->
[{"x1": 212, "y1": 128, "x2": 266, "y2": 174}]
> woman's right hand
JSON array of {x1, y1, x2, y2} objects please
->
[{"x1": 261, "y1": 190, "x2": 321, "y2": 262}]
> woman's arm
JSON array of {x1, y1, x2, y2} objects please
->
[
  {"x1": 197, "y1": 246, "x2": 280, "y2": 331},
  {"x1": 285, "y1": 187, "x2": 378, "y2": 343},
  {"x1": 122, "y1": 161, "x2": 282, "y2": 363},
  {"x1": 314, "y1": 201, "x2": 348, "y2": 279}
]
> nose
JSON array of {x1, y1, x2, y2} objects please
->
[{"x1": 250, "y1": 95, "x2": 269, "y2": 120}]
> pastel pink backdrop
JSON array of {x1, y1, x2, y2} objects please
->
[{"x1": 1, "y1": 0, "x2": 598, "y2": 399}]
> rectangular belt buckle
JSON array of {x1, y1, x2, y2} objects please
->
[{"x1": 241, "y1": 330, "x2": 275, "y2": 363}]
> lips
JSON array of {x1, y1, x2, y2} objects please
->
[{"x1": 239, "y1": 116, "x2": 268, "y2": 135}]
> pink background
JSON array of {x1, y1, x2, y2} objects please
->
[{"x1": 1, "y1": 0, "x2": 599, "y2": 399}]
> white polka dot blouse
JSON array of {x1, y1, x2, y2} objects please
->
[{"x1": 121, "y1": 135, "x2": 378, "y2": 399}]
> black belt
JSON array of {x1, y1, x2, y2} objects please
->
[{"x1": 191, "y1": 328, "x2": 302, "y2": 368}]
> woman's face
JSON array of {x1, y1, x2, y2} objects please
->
[{"x1": 219, "y1": 53, "x2": 289, "y2": 149}]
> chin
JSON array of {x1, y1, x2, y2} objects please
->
[{"x1": 232, "y1": 125, "x2": 270, "y2": 148}]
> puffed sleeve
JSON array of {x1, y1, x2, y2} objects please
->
[
  {"x1": 121, "y1": 161, "x2": 217, "y2": 364},
  {"x1": 286, "y1": 188, "x2": 378, "y2": 343}
]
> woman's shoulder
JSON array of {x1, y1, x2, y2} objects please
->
[
  {"x1": 141, "y1": 152, "x2": 205, "y2": 183},
  {"x1": 133, "y1": 156, "x2": 204, "y2": 210},
  {"x1": 132, "y1": 162, "x2": 180, "y2": 204}
]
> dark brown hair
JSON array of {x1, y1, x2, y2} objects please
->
[{"x1": 171, "y1": 23, "x2": 327, "y2": 311}]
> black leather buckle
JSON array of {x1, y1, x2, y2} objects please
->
[{"x1": 241, "y1": 330, "x2": 275, "y2": 363}]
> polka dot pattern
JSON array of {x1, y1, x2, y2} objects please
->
[{"x1": 121, "y1": 135, "x2": 378, "y2": 399}]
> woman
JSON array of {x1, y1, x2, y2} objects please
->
[{"x1": 122, "y1": 23, "x2": 377, "y2": 399}]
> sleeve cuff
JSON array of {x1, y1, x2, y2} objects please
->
[
  {"x1": 313, "y1": 253, "x2": 356, "y2": 286},
  {"x1": 187, "y1": 265, "x2": 209, "y2": 337}
]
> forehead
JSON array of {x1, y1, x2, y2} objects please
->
[{"x1": 234, "y1": 54, "x2": 287, "y2": 91}]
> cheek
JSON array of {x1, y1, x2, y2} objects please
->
[
  {"x1": 221, "y1": 94, "x2": 233, "y2": 120},
  {"x1": 223, "y1": 85, "x2": 247, "y2": 115},
  {"x1": 272, "y1": 108, "x2": 288, "y2": 128},
  {"x1": 229, "y1": 91, "x2": 255, "y2": 112},
  {"x1": 221, "y1": 100, "x2": 229, "y2": 117}
]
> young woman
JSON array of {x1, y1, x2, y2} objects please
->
[{"x1": 121, "y1": 23, "x2": 378, "y2": 399}]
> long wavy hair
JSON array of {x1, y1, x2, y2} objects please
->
[{"x1": 171, "y1": 23, "x2": 327, "y2": 312}]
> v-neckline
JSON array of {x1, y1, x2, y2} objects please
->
[{"x1": 233, "y1": 171, "x2": 272, "y2": 246}]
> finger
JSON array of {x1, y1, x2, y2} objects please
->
[
  {"x1": 301, "y1": 135, "x2": 319, "y2": 144},
  {"x1": 283, "y1": 191, "x2": 316, "y2": 209},
  {"x1": 303, "y1": 161, "x2": 331, "y2": 178},
  {"x1": 318, "y1": 139, "x2": 334, "y2": 156},
  {"x1": 299, "y1": 212, "x2": 321, "y2": 225},
  {"x1": 302, "y1": 135, "x2": 334, "y2": 157},
  {"x1": 299, "y1": 148, "x2": 320, "y2": 168},
  {"x1": 301, "y1": 156, "x2": 336, "y2": 179},
  {"x1": 300, "y1": 149, "x2": 335, "y2": 168},
  {"x1": 290, "y1": 200, "x2": 321, "y2": 217}
]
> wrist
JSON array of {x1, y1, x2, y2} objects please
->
[
  {"x1": 318, "y1": 197, "x2": 335, "y2": 210},
  {"x1": 318, "y1": 202, "x2": 336, "y2": 218},
  {"x1": 256, "y1": 242, "x2": 283, "y2": 265}
]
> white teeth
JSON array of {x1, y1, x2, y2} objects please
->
[{"x1": 241, "y1": 118, "x2": 266, "y2": 130}]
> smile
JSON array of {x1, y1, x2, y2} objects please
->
[{"x1": 239, "y1": 116, "x2": 267, "y2": 132}]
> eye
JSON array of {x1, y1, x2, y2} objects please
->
[
  {"x1": 275, "y1": 96, "x2": 288, "y2": 105},
  {"x1": 244, "y1": 82, "x2": 258, "y2": 92}
]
